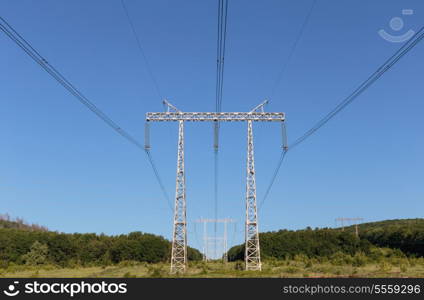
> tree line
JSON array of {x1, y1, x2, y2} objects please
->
[
  {"x1": 0, "y1": 214, "x2": 48, "y2": 232},
  {"x1": 3, "y1": 216, "x2": 423, "y2": 267},
  {"x1": 354, "y1": 219, "x2": 424, "y2": 257},
  {"x1": 228, "y1": 219, "x2": 424, "y2": 261},
  {"x1": 228, "y1": 228, "x2": 372, "y2": 261},
  {"x1": 0, "y1": 227, "x2": 202, "y2": 268}
]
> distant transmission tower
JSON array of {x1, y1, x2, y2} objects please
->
[
  {"x1": 335, "y1": 217, "x2": 364, "y2": 237},
  {"x1": 146, "y1": 100, "x2": 285, "y2": 272},
  {"x1": 205, "y1": 237, "x2": 224, "y2": 260},
  {"x1": 195, "y1": 218, "x2": 235, "y2": 262}
]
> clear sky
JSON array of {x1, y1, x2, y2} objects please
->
[{"x1": 1, "y1": 0, "x2": 423, "y2": 254}]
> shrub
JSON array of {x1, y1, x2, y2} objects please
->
[
  {"x1": 378, "y1": 262, "x2": 392, "y2": 273},
  {"x1": 332, "y1": 268, "x2": 342, "y2": 275},
  {"x1": 22, "y1": 241, "x2": 48, "y2": 266},
  {"x1": 305, "y1": 260, "x2": 313, "y2": 268},
  {"x1": 330, "y1": 252, "x2": 352, "y2": 266},
  {"x1": 294, "y1": 254, "x2": 308, "y2": 263},
  {"x1": 0, "y1": 260, "x2": 8, "y2": 269},
  {"x1": 118, "y1": 260, "x2": 139, "y2": 267},
  {"x1": 234, "y1": 261, "x2": 244, "y2": 271},
  {"x1": 408, "y1": 258, "x2": 417, "y2": 267},
  {"x1": 123, "y1": 272, "x2": 136, "y2": 278},
  {"x1": 147, "y1": 265, "x2": 165, "y2": 278},
  {"x1": 30, "y1": 270, "x2": 39, "y2": 278},
  {"x1": 352, "y1": 252, "x2": 367, "y2": 267},
  {"x1": 400, "y1": 264, "x2": 408, "y2": 273},
  {"x1": 284, "y1": 266, "x2": 299, "y2": 274}
]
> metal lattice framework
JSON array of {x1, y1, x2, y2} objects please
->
[
  {"x1": 170, "y1": 120, "x2": 187, "y2": 273},
  {"x1": 335, "y1": 217, "x2": 364, "y2": 238},
  {"x1": 195, "y1": 218, "x2": 235, "y2": 262},
  {"x1": 146, "y1": 100, "x2": 284, "y2": 272},
  {"x1": 147, "y1": 112, "x2": 284, "y2": 122},
  {"x1": 245, "y1": 120, "x2": 261, "y2": 270}
]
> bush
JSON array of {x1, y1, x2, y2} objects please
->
[
  {"x1": 234, "y1": 261, "x2": 244, "y2": 271},
  {"x1": 123, "y1": 272, "x2": 136, "y2": 278},
  {"x1": 330, "y1": 252, "x2": 352, "y2": 266},
  {"x1": 352, "y1": 253, "x2": 367, "y2": 267},
  {"x1": 118, "y1": 260, "x2": 139, "y2": 267},
  {"x1": 200, "y1": 265, "x2": 208, "y2": 274},
  {"x1": 400, "y1": 264, "x2": 408, "y2": 273},
  {"x1": 408, "y1": 258, "x2": 417, "y2": 267},
  {"x1": 305, "y1": 260, "x2": 313, "y2": 268},
  {"x1": 147, "y1": 265, "x2": 165, "y2": 278},
  {"x1": 22, "y1": 241, "x2": 48, "y2": 265},
  {"x1": 30, "y1": 270, "x2": 39, "y2": 278},
  {"x1": 294, "y1": 254, "x2": 308, "y2": 263},
  {"x1": 378, "y1": 262, "x2": 392, "y2": 273},
  {"x1": 332, "y1": 268, "x2": 342, "y2": 275},
  {"x1": 0, "y1": 260, "x2": 8, "y2": 269},
  {"x1": 284, "y1": 266, "x2": 299, "y2": 274}
]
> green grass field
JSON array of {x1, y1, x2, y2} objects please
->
[{"x1": 2, "y1": 258, "x2": 424, "y2": 278}]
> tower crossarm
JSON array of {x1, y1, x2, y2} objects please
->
[
  {"x1": 195, "y1": 218, "x2": 235, "y2": 223},
  {"x1": 146, "y1": 112, "x2": 285, "y2": 122}
]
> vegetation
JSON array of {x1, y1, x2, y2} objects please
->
[
  {"x1": 0, "y1": 214, "x2": 48, "y2": 231},
  {"x1": 2, "y1": 216, "x2": 424, "y2": 277},
  {"x1": 0, "y1": 217, "x2": 202, "y2": 269},
  {"x1": 22, "y1": 241, "x2": 49, "y2": 265},
  {"x1": 228, "y1": 228, "x2": 372, "y2": 261},
  {"x1": 345, "y1": 218, "x2": 424, "y2": 257},
  {"x1": 2, "y1": 256, "x2": 424, "y2": 278},
  {"x1": 228, "y1": 219, "x2": 424, "y2": 262}
]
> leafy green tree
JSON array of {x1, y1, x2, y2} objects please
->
[{"x1": 23, "y1": 241, "x2": 48, "y2": 265}]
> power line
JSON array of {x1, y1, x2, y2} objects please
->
[
  {"x1": 145, "y1": 151, "x2": 173, "y2": 211},
  {"x1": 259, "y1": 25, "x2": 424, "y2": 210},
  {"x1": 213, "y1": 0, "x2": 229, "y2": 252},
  {"x1": 119, "y1": 0, "x2": 173, "y2": 210},
  {"x1": 270, "y1": 0, "x2": 317, "y2": 98},
  {"x1": 120, "y1": 0, "x2": 163, "y2": 100},
  {"x1": 290, "y1": 25, "x2": 424, "y2": 150},
  {"x1": 192, "y1": 222, "x2": 203, "y2": 252},
  {"x1": 258, "y1": 150, "x2": 287, "y2": 209},
  {"x1": 0, "y1": 17, "x2": 141, "y2": 148},
  {"x1": 0, "y1": 16, "x2": 172, "y2": 211},
  {"x1": 229, "y1": 222, "x2": 237, "y2": 249},
  {"x1": 259, "y1": 0, "x2": 316, "y2": 210},
  {"x1": 215, "y1": 0, "x2": 229, "y2": 113}
]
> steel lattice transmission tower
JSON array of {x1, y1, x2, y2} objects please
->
[
  {"x1": 335, "y1": 217, "x2": 364, "y2": 238},
  {"x1": 245, "y1": 119, "x2": 261, "y2": 270},
  {"x1": 146, "y1": 100, "x2": 285, "y2": 272},
  {"x1": 195, "y1": 218, "x2": 235, "y2": 262},
  {"x1": 170, "y1": 119, "x2": 187, "y2": 273}
]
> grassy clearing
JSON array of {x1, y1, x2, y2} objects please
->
[{"x1": 2, "y1": 258, "x2": 424, "y2": 278}]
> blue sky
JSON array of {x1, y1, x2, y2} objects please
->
[{"x1": 1, "y1": 0, "x2": 423, "y2": 253}]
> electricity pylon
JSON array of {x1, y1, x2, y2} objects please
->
[
  {"x1": 146, "y1": 100, "x2": 285, "y2": 272},
  {"x1": 195, "y1": 218, "x2": 235, "y2": 262},
  {"x1": 245, "y1": 119, "x2": 260, "y2": 270},
  {"x1": 335, "y1": 217, "x2": 364, "y2": 237},
  {"x1": 170, "y1": 119, "x2": 187, "y2": 273}
]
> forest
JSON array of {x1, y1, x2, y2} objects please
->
[
  {"x1": 346, "y1": 218, "x2": 424, "y2": 256},
  {"x1": 0, "y1": 215, "x2": 202, "y2": 268},
  {"x1": 228, "y1": 218, "x2": 424, "y2": 262},
  {"x1": 2, "y1": 214, "x2": 424, "y2": 271}
]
